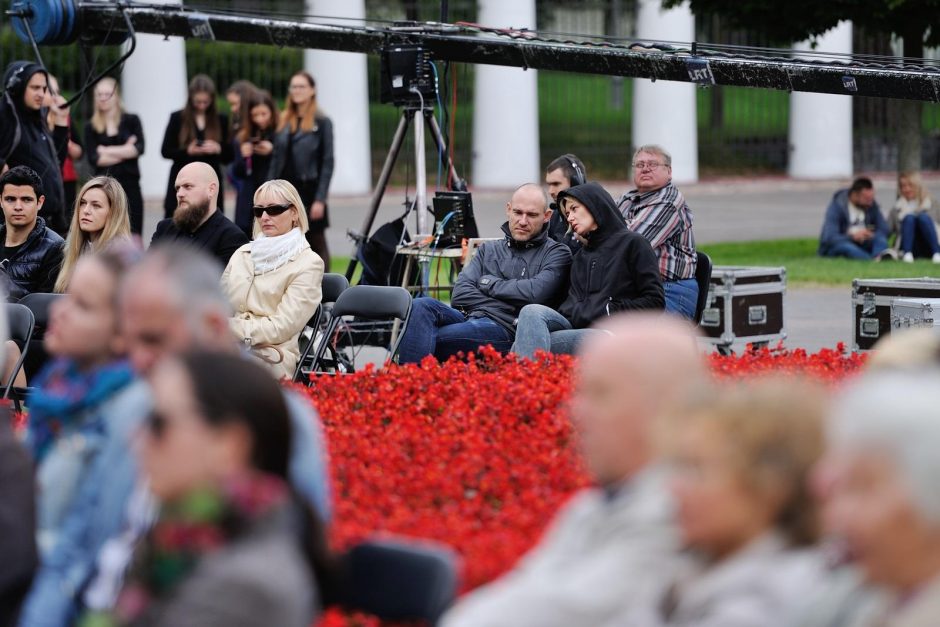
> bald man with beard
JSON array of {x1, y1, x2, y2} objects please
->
[
  {"x1": 443, "y1": 314, "x2": 707, "y2": 627},
  {"x1": 150, "y1": 161, "x2": 247, "y2": 267}
]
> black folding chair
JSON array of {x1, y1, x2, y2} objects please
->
[
  {"x1": 309, "y1": 285, "x2": 412, "y2": 375},
  {"x1": 337, "y1": 539, "x2": 459, "y2": 625},
  {"x1": 19, "y1": 292, "x2": 64, "y2": 381},
  {"x1": 293, "y1": 273, "x2": 350, "y2": 383},
  {"x1": 3, "y1": 303, "x2": 35, "y2": 401},
  {"x1": 694, "y1": 251, "x2": 713, "y2": 325}
]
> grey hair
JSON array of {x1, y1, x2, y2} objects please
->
[
  {"x1": 512, "y1": 182, "x2": 550, "y2": 212},
  {"x1": 123, "y1": 244, "x2": 232, "y2": 328},
  {"x1": 828, "y1": 370, "x2": 940, "y2": 523},
  {"x1": 633, "y1": 144, "x2": 672, "y2": 167}
]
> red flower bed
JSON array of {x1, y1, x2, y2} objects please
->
[{"x1": 309, "y1": 344, "x2": 865, "y2": 625}]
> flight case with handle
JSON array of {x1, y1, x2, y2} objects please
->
[
  {"x1": 890, "y1": 297, "x2": 940, "y2": 334},
  {"x1": 701, "y1": 266, "x2": 786, "y2": 354},
  {"x1": 852, "y1": 278, "x2": 940, "y2": 351}
]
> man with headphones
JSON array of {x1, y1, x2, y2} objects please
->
[
  {"x1": 0, "y1": 61, "x2": 70, "y2": 235},
  {"x1": 544, "y1": 154, "x2": 587, "y2": 252}
]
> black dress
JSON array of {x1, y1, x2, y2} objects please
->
[
  {"x1": 160, "y1": 110, "x2": 233, "y2": 219},
  {"x1": 84, "y1": 113, "x2": 146, "y2": 235}
]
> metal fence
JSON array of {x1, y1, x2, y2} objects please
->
[{"x1": 2, "y1": 0, "x2": 939, "y2": 183}]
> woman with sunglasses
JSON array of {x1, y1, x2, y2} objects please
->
[
  {"x1": 104, "y1": 351, "x2": 327, "y2": 626},
  {"x1": 221, "y1": 179, "x2": 323, "y2": 379}
]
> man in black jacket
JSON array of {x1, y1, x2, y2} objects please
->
[
  {"x1": 397, "y1": 183, "x2": 572, "y2": 363},
  {"x1": 0, "y1": 61, "x2": 69, "y2": 234},
  {"x1": 512, "y1": 182, "x2": 664, "y2": 359},
  {"x1": 151, "y1": 161, "x2": 248, "y2": 268},
  {"x1": 0, "y1": 166, "x2": 64, "y2": 300}
]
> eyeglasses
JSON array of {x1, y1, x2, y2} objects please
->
[
  {"x1": 632, "y1": 161, "x2": 667, "y2": 171},
  {"x1": 146, "y1": 410, "x2": 169, "y2": 440},
  {"x1": 252, "y1": 203, "x2": 292, "y2": 219}
]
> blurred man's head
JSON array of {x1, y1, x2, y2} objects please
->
[
  {"x1": 505, "y1": 183, "x2": 551, "y2": 242},
  {"x1": 572, "y1": 314, "x2": 706, "y2": 486},
  {"x1": 173, "y1": 162, "x2": 219, "y2": 233},
  {"x1": 820, "y1": 371, "x2": 940, "y2": 594},
  {"x1": 120, "y1": 245, "x2": 234, "y2": 376},
  {"x1": 848, "y1": 177, "x2": 876, "y2": 210},
  {"x1": 544, "y1": 154, "x2": 586, "y2": 202}
]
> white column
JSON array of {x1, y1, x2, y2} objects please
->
[
  {"x1": 632, "y1": 0, "x2": 698, "y2": 184},
  {"x1": 472, "y1": 0, "x2": 539, "y2": 187},
  {"x1": 121, "y1": 0, "x2": 187, "y2": 199},
  {"x1": 304, "y1": 0, "x2": 371, "y2": 195},
  {"x1": 788, "y1": 22, "x2": 853, "y2": 179}
]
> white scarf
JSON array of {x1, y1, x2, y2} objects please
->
[{"x1": 250, "y1": 227, "x2": 306, "y2": 274}]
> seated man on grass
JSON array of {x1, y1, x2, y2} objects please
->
[
  {"x1": 396, "y1": 183, "x2": 572, "y2": 364},
  {"x1": 818, "y1": 177, "x2": 890, "y2": 260}
]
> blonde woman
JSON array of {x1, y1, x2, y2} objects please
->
[
  {"x1": 54, "y1": 177, "x2": 132, "y2": 293},
  {"x1": 222, "y1": 179, "x2": 323, "y2": 379},
  {"x1": 84, "y1": 77, "x2": 145, "y2": 235},
  {"x1": 267, "y1": 71, "x2": 334, "y2": 269},
  {"x1": 887, "y1": 171, "x2": 940, "y2": 263}
]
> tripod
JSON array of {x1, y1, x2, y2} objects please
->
[{"x1": 344, "y1": 105, "x2": 465, "y2": 289}]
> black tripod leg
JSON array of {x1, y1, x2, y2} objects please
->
[
  {"x1": 345, "y1": 111, "x2": 412, "y2": 281},
  {"x1": 426, "y1": 114, "x2": 463, "y2": 191}
]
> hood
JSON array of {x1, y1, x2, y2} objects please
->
[
  {"x1": 556, "y1": 182, "x2": 626, "y2": 244},
  {"x1": 500, "y1": 220, "x2": 551, "y2": 249},
  {"x1": 3, "y1": 61, "x2": 47, "y2": 110}
]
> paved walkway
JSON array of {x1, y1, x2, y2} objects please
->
[{"x1": 145, "y1": 174, "x2": 940, "y2": 352}]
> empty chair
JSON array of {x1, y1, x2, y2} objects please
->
[
  {"x1": 19, "y1": 293, "x2": 65, "y2": 380},
  {"x1": 293, "y1": 273, "x2": 350, "y2": 382},
  {"x1": 338, "y1": 539, "x2": 459, "y2": 625},
  {"x1": 309, "y1": 285, "x2": 412, "y2": 375},
  {"x1": 694, "y1": 251, "x2": 713, "y2": 325},
  {"x1": 4, "y1": 303, "x2": 35, "y2": 399}
]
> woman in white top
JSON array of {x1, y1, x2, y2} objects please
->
[
  {"x1": 623, "y1": 379, "x2": 828, "y2": 627},
  {"x1": 887, "y1": 171, "x2": 940, "y2": 263},
  {"x1": 221, "y1": 179, "x2": 323, "y2": 379}
]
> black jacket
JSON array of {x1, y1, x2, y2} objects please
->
[
  {"x1": 0, "y1": 217, "x2": 64, "y2": 301},
  {"x1": 160, "y1": 110, "x2": 233, "y2": 215},
  {"x1": 0, "y1": 407, "x2": 37, "y2": 627},
  {"x1": 267, "y1": 116, "x2": 334, "y2": 203},
  {"x1": 84, "y1": 112, "x2": 145, "y2": 182},
  {"x1": 151, "y1": 209, "x2": 248, "y2": 269},
  {"x1": 0, "y1": 62, "x2": 68, "y2": 233},
  {"x1": 452, "y1": 222, "x2": 572, "y2": 334},
  {"x1": 557, "y1": 182, "x2": 664, "y2": 328}
]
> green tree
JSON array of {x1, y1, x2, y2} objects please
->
[{"x1": 664, "y1": 0, "x2": 940, "y2": 172}]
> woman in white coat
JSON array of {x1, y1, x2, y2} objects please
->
[{"x1": 222, "y1": 179, "x2": 323, "y2": 379}]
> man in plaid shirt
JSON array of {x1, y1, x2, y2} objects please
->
[{"x1": 617, "y1": 145, "x2": 698, "y2": 319}]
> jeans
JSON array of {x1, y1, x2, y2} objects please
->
[
  {"x1": 900, "y1": 213, "x2": 940, "y2": 255},
  {"x1": 820, "y1": 234, "x2": 889, "y2": 260},
  {"x1": 664, "y1": 278, "x2": 699, "y2": 320},
  {"x1": 511, "y1": 304, "x2": 599, "y2": 359},
  {"x1": 397, "y1": 297, "x2": 513, "y2": 364}
]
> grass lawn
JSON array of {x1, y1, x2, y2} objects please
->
[{"x1": 700, "y1": 238, "x2": 940, "y2": 287}]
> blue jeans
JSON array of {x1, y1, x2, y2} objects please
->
[
  {"x1": 900, "y1": 213, "x2": 940, "y2": 255},
  {"x1": 664, "y1": 278, "x2": 698, "y2": 320},
  {"x1": 820, "y1": 234, "x2": 889, "y2": 260},
  {"x1": 511, "y1": 304, "x2": 599, "y2": 359},
  {"x1": 397, "y1": 297, "x2": 513, "y2": 364}
]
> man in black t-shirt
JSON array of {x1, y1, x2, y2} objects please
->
[{"x1": 0, "y1": 166, "x2": 64, "y2": 300}]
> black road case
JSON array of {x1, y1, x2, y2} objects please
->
[
  {"x1": 852, "y1": 278, "x2": 940, "y2": 351},
  {"x1": 701, "y1": 266, "x2": 787, "y2": 353}
]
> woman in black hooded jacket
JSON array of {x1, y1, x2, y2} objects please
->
[{"x1": 511, "y1": 181, "x2": 664, "y2": 358}]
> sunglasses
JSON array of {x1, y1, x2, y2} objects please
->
[{"x1": 252, "y1": 203, "x2": 292, "y2": 219}]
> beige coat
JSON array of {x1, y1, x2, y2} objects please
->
[{"x1": 222, "y1": 244, "x2": 323, "y2": 380}]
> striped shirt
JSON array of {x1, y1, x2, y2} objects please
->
[{"x1": 618, "y1": 182, "x2": 697, "y2": 281}]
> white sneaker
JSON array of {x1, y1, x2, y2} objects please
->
[
  {"x1": 903, "y1": 252, "x2": 915, "y2": 263},
  {"x1": 933, "y1": 253, "x2": 940, "y2": 264}
]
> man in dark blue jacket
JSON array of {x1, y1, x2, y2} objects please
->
[
  {"x1": 818, "y1": 177, "x2": 890, "y2": 260},
  {"x1": 0, "y1": 166, "x2": 64, "y2": 300},
  {"x1": 397, "y1": 183, "x2": 572, "y2": 363}
]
